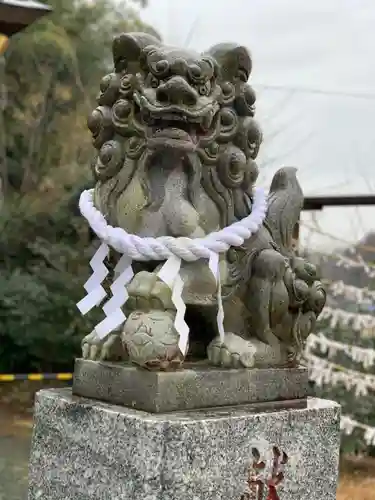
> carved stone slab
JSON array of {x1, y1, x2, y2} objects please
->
[
  {"x1": 72, "y1": 359, "x2": 311, "y2": 413},
  {"x1": 28, "y1": 389, "x2": 340, "y2": 500}
]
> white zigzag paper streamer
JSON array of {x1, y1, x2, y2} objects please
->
[
  {"x1": 157, "y1": 256, "x2": 189, "y2": 355},
  {"x1": 306, "y1": 352, "x2": 375, "y2": 397},
  {"x1": 77, "y1": 243, "x2": 109, "y2": 315},
  {"x1": 156, "y1": 253, "x2": 225, "y2": 354},
  {"x1": 94, "y1": 254, "x2": 134, "y2": 340},
  {"x1": 340, "y1": 415, "x2": 375, "y2": 445},
  {"x1": 307, "y1": 332, "x2": 375, "y2": 369},
  {"x1": 364, "y1": 427, "x2": 375, "y2": 445},
  {"x1": 319, "y1": 306, "x2": 375, "y2": 335},
  {"x1": 78, "y1": 188, "x2": 267, "y2": 348},
  {"x1": 209, "y1": 252, "x2": 225, "y2": 342}
]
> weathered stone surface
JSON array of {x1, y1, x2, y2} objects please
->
[
  {"x1": 80, "y1": 33, "x2": 327, "y2": 372},
  {"x1": 72, "y1": 359, "x2": 311, "y2": 412},
  {"x1": 28, "y1": 388, "x2": 340, "y2": 500}
]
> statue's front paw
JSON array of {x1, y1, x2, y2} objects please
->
[
  {"x1": 82, "y1": 331, "x2": 126, "y2": 362},
  {"x1": 207, "y1": 333, "x2": 257, "y2": 368}
]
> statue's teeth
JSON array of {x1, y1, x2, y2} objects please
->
[
  {"x1": 140, "y1": 96, "x2": 148, "y2": 107},
  {"x1": 202, "y1": 112, "x2": 213, "y2": 130}
]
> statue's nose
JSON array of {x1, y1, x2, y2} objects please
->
[{"x1": 156, "y1": 76, "x2": 197, "y2": 106}]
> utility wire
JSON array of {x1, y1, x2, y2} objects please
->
[
  {"x1": 255, "y1": 83, "x2": 375, "y2": 101},
  {"x1": 184, "y1": 15, "x2": 200, "y2": 48}
]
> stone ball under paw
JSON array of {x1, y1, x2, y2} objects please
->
[{"x1": 122, "y1": 309, "x2": 184, "y2": 369}]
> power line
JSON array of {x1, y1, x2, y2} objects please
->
[
  {"x1": 184, "y1": 15, "x2": 200, "y2": 48},
  {"x1": 254, "y1": 83, "x2": 375, "y2": 101}
]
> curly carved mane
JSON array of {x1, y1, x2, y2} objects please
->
[{"x1": 87, "y1": 33, "x2": 263, "y2": 232}]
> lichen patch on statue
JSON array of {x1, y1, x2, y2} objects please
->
[{"x1": 80, "y1": 32, "x2": 326, "y2": 371}]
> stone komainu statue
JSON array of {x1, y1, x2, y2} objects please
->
[{"x1": 82, "y1": 32, "x2": 326, "y2": 370}]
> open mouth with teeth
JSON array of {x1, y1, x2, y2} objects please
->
[{"x1": 134, "y1": 94, "x2": 219, "y2": 151}]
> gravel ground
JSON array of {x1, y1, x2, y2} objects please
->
[
  {"x1": 0, "y1": 381, "x2": 70, "y2": 500},
  {"x1": 0, "y1": 408, "x2": 32, "y2": 500}
]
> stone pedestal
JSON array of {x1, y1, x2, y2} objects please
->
[
  {"x1": 28, "y1": 387, "x2": 340, "y2": 500},
  {"x1": 72, "y1": 359, "x2": 311, "y2": 412}
]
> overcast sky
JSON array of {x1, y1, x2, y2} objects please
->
[{"x1": 139, "y1": 0, "x2": 375, "y2": 249}]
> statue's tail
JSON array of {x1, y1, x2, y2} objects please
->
[{"x1": 264, "y1": 167, "x2": 304, "y2": 255}]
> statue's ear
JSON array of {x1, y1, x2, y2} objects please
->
[
  {"x1": 204, "y1": 43, "x2": 252, "y2": 82},
  {"x1": 112, "y1": 32, "x2": 161, "y2": 73}
]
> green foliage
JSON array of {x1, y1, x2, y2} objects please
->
[
  {"x1": 0, "y1": 179, "x2": 103, "y2": 372},
  {"x1": 3, "y1": 0, "x2": 158, "y2": 192},
  {"x1": 0, "y1": 0, "x2": 158, "y2": 372}
]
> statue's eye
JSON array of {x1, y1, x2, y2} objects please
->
[
  {"x1": 150, "y1": 75, "x2": 159, "y2": 88},
  {"x1": 198, "y1": 81, "x2": 211, "y2": 96}
]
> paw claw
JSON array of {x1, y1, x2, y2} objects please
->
[
  {"x1": 81, "y1": 332, "x2": 124, "y2": 362},
  {"x1": 220, "y1": 349, "x2": 232, "y2": 367},
  {"x1": 232, "y1": 353, "x2": 241, "y2": 368},
  {"x1": 207, "y1": 333, "x2": 256, "y2": 368},
  {"x1": 82, "y1": 343, "x2": 90, "y2": 360},
  {"x1": 90, "y1": 345, "x2": 99, "y2": 360}
]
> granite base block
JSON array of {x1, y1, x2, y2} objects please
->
[
  {"x1": 72, "y1": 359, "x2": 310, "y2": 412},
  {"x1": 28, "y1": 388, "x2": 340, "y2": 500}
]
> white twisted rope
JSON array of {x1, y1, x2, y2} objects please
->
[
  {"x1": 79, "y1": 187, "x2": 267, "y2": 261},
  {"x1": 77, "y1": 187, "x2": 268, "y2": 354}
]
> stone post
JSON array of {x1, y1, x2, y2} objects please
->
[{"x1": 28, "y1": 364, "x2": 340, "y2": 499}]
